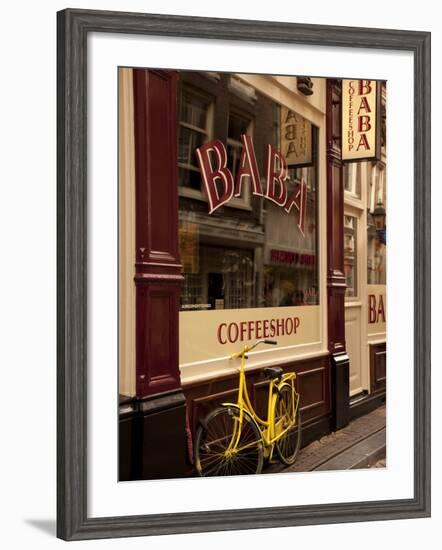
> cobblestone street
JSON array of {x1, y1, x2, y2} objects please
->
[{"x1": 266, "y1": 405, "x2": 386, "y2": 474}]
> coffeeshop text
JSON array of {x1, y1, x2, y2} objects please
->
[{"x1": 217, "y1": 316, "x2": 301, "y2": 344}]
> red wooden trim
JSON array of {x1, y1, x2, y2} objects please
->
[
  {"x1": 326, "y1": 79, "x2": 346, "y2": 355},
  {"x1": 370, "y1": 342, "x2": 387, "y2": 394},
  {"x1": 133, "y1": 69, "x2": 180, "y2": 265},
  {"x1": 133, "y1": 68, "x2": 183, "y2": 398}
]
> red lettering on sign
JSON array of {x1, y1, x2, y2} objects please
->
[
  {"x1": 276, "y1": 318, "x2": 285, "y2": 336},
  {"x1": 368, "y1": 294, "x2": 386, "y2": 324},
  {"x1": 195, "y1": 136, "x2": 309, "y2": 236},
  {"x1": 285, "y1": 177, "x2": 307, "y2": 235},
  {"x1": 217, "y1": 317, "x2": 302, "y2": 344},
  {"x1": 357, "y1": 96, "x2": 371, "y2": 115},
  {"x1": 265, "y1": 145, "x2": 288, "y2": 206},
  {"x1": 357, "y1": 133, "x2": 370, "y2": 151},
  {"x1": 263, "y1": 319, "x2": 270, "y2": 338},
  {"x1": 239, "y1": 321, "x2": 247, "y2": 341},
  {"x1": 285, "y1": 317, "x2": 293, "y2": 335},
  {"x1": 377, "y1": 295, "x2": 385, "y2": 323},
  {"x1": 358, "y1": 115, "x2": 372, "y2": 133},
  {"x1": 358, "y1": 80, "x2": 372, "y2": 95},
  {"x1": 228, "y1": 322, "x2": 239, "y2": 343},
  {"x1": 196, "y1": 140, "x2": 234, "y2": 213},
  {"x1": 234, "y1": 134, "x2": 263, "y2": 197},
  {"x1": 368, "y1": 294, "x2": 376, "y2": 323},
  {"x1": 247, "y1": 320, "x2": 254, "y2": 340},
  {"x1": 270, "y1": 248, "x2": 315, "y2": 266},
  {"x1": 217, "y1": 323, "x2": 227, "y2": 344}
]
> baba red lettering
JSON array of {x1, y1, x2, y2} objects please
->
[
  {"x1": 196, "y1": 140, "x2": 234, "y2": 213},
  {"x1": 265, "y1": 145, "x2": 288, "y2": 206},
  {"x1": 234, "y1": 135, "x2": 263, "y2": 198}
]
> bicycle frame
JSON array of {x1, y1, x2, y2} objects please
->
[{"x1": 222, "y1": 342, "x2": 300, "y2": 454}]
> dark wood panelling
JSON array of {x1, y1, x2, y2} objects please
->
[
  {"x1": 184, "y1": 355, "x2": 331, "y2": 438},
  {"x1": 191, "y1": 388, "x2": 239, "y2": 435},
  {"x1": 119, "y1": 391, "x2": 189, "y2": 481},
  {"x1": 370, "y1": 342, "x2": 387, "y2": 394},
  {"x1": 138, "y1": 390, "x2": 188, "y2": 479},
  {"x1": 133, "y1": 69, "x2": 184, "y2": 398},
  {"x1": 298, "y1": 366, "x2": 327, "y2": 421},
  {"x1": 252, "y1": 379, "x2": 271, "y2": 421}
]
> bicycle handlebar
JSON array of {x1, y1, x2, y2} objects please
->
[
  {"x1": 230, "y1": 339, "x2": 278, "y2": 359},
  {"x1": 250, "y1": 339, "x2": 278, "y2": 350}
]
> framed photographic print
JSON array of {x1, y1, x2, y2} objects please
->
[{"x1": 57, "y1": 8, "x2": 431, "y2": 541}]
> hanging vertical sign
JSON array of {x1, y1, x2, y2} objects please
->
[
  {"x1": 342, "y1": 79, "x2": 381, "y2": 161},
  {"x1": 280, "y1": 107, "x2": 313, "y2": 167}
]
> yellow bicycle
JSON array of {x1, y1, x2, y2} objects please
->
[{"x1": 194, "y1": 339, "x2": 301, "y2": 476}]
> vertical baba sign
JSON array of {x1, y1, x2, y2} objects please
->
[{"x1": 342, "y1": 80, "x2": 381, "y2": 161}]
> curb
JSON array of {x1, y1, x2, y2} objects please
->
[{"x1": 315, "y1": 428, "x2": 386, "y2": 471}]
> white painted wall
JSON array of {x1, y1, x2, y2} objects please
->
[{"x1": 0, "y1": 0, "x2": 439, "y2": 548}]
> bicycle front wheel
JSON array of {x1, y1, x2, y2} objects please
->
[
  {"x1": 194, "y1": 406, "x2": 264, "y2": 477},
  {"x1": 274, "y1": 385, "x2": 302, "y2": 466}
]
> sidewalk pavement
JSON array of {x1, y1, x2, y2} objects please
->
[{"x1": 266, "y1": 404, "x2": 386, "y2": 474}]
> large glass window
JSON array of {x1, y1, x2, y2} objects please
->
[
  {"x1": 178, "y1": 87, "x2": 212, "y2": 191},
  {"x1": 344, "y1": 215, "x2": 358, "y2": 297},
  {"x1": 263, "y1": 165, "x2": 318, "y2": 308},
  {"x1": 344, "y1": 163, "x2": 361, "y2": 198},
  {"x1": 227, "y1": 111, "x2": 253, "y2": 208},
  {"x1": 367, "y1": 162, "x2": 387, "y2": 284},
  {"x1": 177, "y1": 73, "x2": 319, "y2": 313},
  {"x1": 227, "y1": 113, "x2": 251, "y2": 178}
]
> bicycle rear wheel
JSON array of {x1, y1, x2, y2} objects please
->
[
  {"x1": 194, "y1": 406, "x2": 264, "y2": 477},
  {"x1": 274, "y1": 385, "x2": 302, "y2": 466}
]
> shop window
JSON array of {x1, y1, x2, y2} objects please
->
[
  {"x1": 367, "y1": 162, "x2": 387, "y2": 284},
  {"x1": 227, "y1": 112, "x2": 252, "y2": 182},
  {"x1": 226, "y1": 111, "x2": 253, "y2": 209},
  {"x1": 344, "y1": 215, "x2": 358, "y2": 298},
  {"x1": 205, "y1": 246, "x2": 254, "y2": 310},
  {"x1": 177, "y1": 75, "x2": 319, "y2": 313},
  {"x1": 178, "y1": 87, "x2": 213, "y2": 193},
  {"x1": 176, "y1": 71, "x2": 322, "y2": 370},
  {"x1": 367, "y1": 162, "x2": 386, "y2": 211},
  {"x1": 181, "y1": 273, "x2": 203, "y2": 310},
  {"x1": 263, "y1": 164, "x2": 318, "y2": 308},
  {"x1": 179, "y1": 161, "x2": 319, "y2": 312},
  {"x1": 344, "y1": 162, "x2": 361, "y2": 198}
]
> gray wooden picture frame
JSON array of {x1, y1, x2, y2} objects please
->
[{"x1": 57, "y1": 8, "x2": 431, "y2": 541}]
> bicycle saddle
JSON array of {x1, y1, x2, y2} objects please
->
[{"x1": 263, "y1": 367, "x2": 283, "y2": 380}]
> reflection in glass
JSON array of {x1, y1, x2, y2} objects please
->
[
  {"x1": 344, "y1": 215, "x2": 357, "y2": 298},
  {"x1": 177, "y1": 72, "x2": 320, "y2": 312}
]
